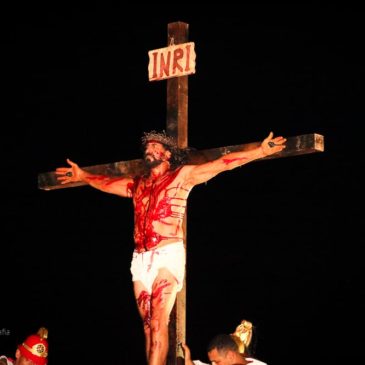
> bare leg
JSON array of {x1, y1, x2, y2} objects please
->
[
  {"x1": 134, "y1": 281, "x2": 152, "y2": 362},
  {"x1": 149, "y1": 268, "x2": 178, "y2": 365}
]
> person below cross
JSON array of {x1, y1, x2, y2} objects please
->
[
  {"x1": 182, "y1": 319, "x2": 267, "y2": 365},
  {"x1": 0, "y1": 327, "x2": 49, "y2": 365},
  {"x1": 55, "y1": 130, "x2": 286, "y2": 365}
]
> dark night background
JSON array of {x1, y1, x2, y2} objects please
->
[{"x1": 5, "y1": 4, "x2": 362, "y2": 365}]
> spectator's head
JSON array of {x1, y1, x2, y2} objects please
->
[
  {"x1": 16, "y1": 327, "x2": 48, "y2": 365},
  {"x1": 207, "y1": 333, "x2": 240, "y2": 365}
]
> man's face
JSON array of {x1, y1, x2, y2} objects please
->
[
  {"x1": 15, "y1": 358, "x2": 37, "y2": 365},
  {"x1": 15, "y1": 350, "x2": 38, "y2": 365},
  {"x1": 207, "y1": 348, "x2": 233, "y2": 365},
  {"x1": 144, "y1": 142, "x2": 171, "y2": 168}
]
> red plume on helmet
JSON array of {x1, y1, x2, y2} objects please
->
[{"x1": 18, "y1": 327, "x2": 48, "y2": 365}]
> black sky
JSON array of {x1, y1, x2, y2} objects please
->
[{"x1": 5, "y1": 4, "x2": 363, "y2": 365}]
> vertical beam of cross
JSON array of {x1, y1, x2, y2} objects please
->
[{"x1": 165, "y1": 21, "x2": 189, "y2": 365}]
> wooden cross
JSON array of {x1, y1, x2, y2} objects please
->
[{"x1": 38, "y1": 22, "x2": 324, "y2": 365}]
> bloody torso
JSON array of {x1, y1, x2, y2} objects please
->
[{"x1": 132, "y1": 167, "x2": 190, "y2": 252}]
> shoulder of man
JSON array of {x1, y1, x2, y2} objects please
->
[{"x1": 245, "y1": 357, "x2": 268, "y2": 365}]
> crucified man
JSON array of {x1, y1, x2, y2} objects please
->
[{"x1": 55, "y1": 130, "x2": 286, "y2": 365}]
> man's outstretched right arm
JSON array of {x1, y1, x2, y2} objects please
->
[{"x1": 55, "y1": 158, "x2": 134, "y2": 197}]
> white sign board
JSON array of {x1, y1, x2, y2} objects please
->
[{"x1": 148, "y1": 42, "x2": 196, "y2": 81}]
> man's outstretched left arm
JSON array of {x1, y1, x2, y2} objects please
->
[{"x1": 185, "y1": 132, "x2": 286, "y2": 186}]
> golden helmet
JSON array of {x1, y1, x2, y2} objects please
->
[{"x1": 230, "y1": 320, "x2": 253, "y2": 354}]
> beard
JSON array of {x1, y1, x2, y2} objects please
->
[{"x1": 144, "y1": 154, "x2": 164, "y2": 169}]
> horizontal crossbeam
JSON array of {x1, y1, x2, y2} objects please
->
[{"x1": 38, "y1": 133, "x2": 324, "y2": 191}]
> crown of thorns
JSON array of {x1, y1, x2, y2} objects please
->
[{"x1": 142, "y1": 130, "x2": 178, "y2": 149}]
